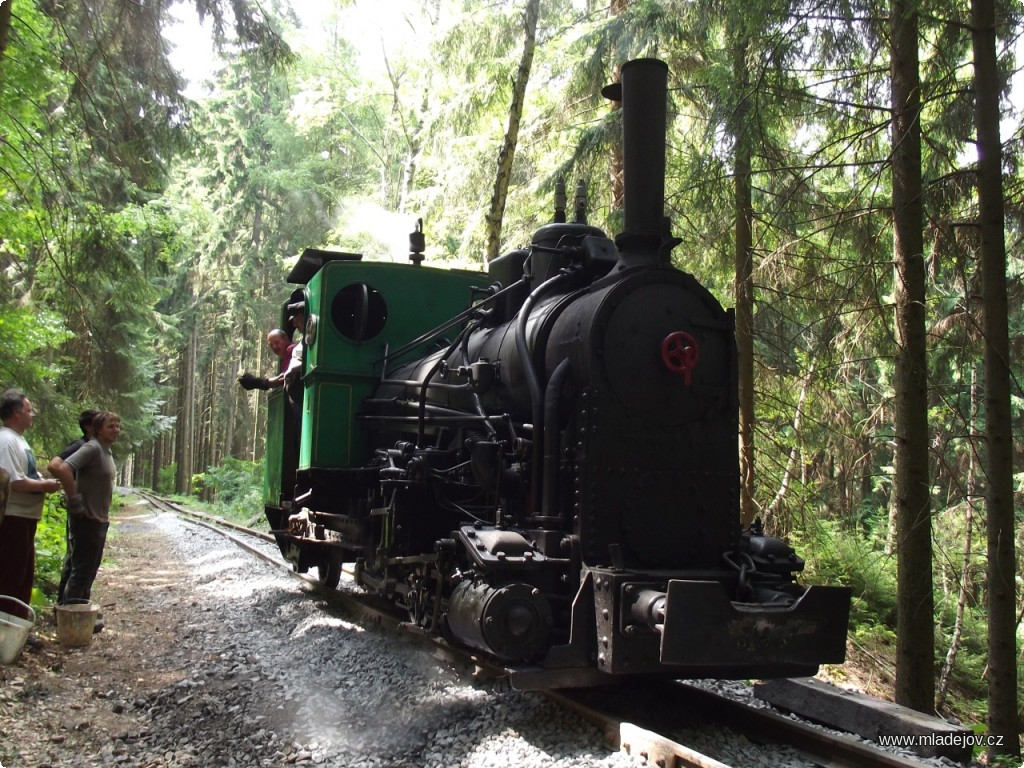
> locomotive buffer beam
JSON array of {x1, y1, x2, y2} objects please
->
[
  {"x1": 579, "y1": 569, "x2": 851, "y2": 680},
  {"x1": 657, "y1": 580, "x2": 852, "y2": 669}
]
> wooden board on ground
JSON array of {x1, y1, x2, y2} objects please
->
[{"x1": 753, "y1": 677, "x2": 973, "y2": 763}]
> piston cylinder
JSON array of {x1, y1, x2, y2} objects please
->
[{"x1": 446, "y1": 581, "x2": 552, "y2": 661}]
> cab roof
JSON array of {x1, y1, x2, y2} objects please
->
[{"x1": 287, "y1": 248, "x2": 362, "y2": 285}]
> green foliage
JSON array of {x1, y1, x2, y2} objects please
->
[
  {"x1": 795, "y1": 520, "x2": 897, "y2": 629},
  {"x1": 0, "y1": 305, "x2": 71, "y2": 421},
  {"x1": 157, "y1": 463, "x2": 177, "y2": 496},
  {"x1": 797, "y1": 503, "x2": 1019, "y2": 726},
  {"x1": 848, "y1": 621, "x2": 896, "y2": 651},
  {"x1": 31, "y1": 495, "x2": 67, "y2": 606},
  {"x1": 0, "y1": 1, "x2": 193, "y2": 454},
  {"x1": 194, "y1": 458, "x2": 263, "y2": 521}
]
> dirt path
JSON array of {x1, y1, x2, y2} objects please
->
[{"x1": 1, "y1": 499, "x2": 224, "y2": 766}]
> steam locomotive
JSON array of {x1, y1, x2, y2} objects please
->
[{"x1": 262, "y1": 59, "x2": 850, "y2": 689}]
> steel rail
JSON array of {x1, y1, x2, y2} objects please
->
[{"x1": 668, "y1": 682, "x2": 936, "y2": 768}]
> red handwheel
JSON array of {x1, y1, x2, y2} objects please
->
[{"x1": 661, "y1": 331, "x2": 700, "y2": 385}]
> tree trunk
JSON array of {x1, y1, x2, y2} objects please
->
[
  {"x1": 200, "y1": 350, "x2": 217, "y2": 498},
  {"x1": 885, "y1": 450, "x2": 897, "y2": 556},
  {"x1": 396, "y1": 81, "x2": 428, "y2": 215},
  {"x1": 225, "y1": 359, "x2": 237, "y2": 460},
  {"x1": 763, "y1": 362, "x2": 815, "y2": 534},
  {"x1": 971, "y1": 0, "x2": 1019, "y2": 756},
  {"x1": 890, "y1": 0, "x2": 935, "y2": 713},
  {"x1": 483, "y1": 0, "x2": 540, "y2": 265},
  {"x1": 935, "y1": 369, "x2": 977, "y2": 712},
  {"x1": 858, "y1": 435, "x2": 873, "y2": 509},
  {"x1": 0, "y1": 0, "x2": 12, "y2": 98},
  {"x1": 129, "y1": 450, "x2": 140, "y2": 487},
  {"x1": 150, "y1": 433, "x2": 162, "y2": 491},
  {"x1": 607, "y1": 0, "x2": 627, "y2": 216},
  {"x1": 733, "y1": 40, "x2": 757, "y2": 528},
  {"x1": 249, "y1": 388, "x2": 259, "y2": 462},
  {"x1": 174, "y1": 325, "x2": 197, "y2": 495},
  {"x1": 398, "y1": 119, "x2": 422, "y2": 215},
  {"x1": 209, "y1": 352, "x2": 218, "y2": 467}
]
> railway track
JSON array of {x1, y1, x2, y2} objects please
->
[
  {"x1": 555, "y1": 682, "x2": 941, "y2": 768},
  {"x1": 135, "y1": 490, "x2": 940, "y2": 768}
]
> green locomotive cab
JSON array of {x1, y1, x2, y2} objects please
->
[{"x1": 264, "y1": 248, "x2": 483, "y2": 585}]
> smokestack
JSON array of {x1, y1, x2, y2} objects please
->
[{"x1": 603, "y1": 58, "x2": 671, "y2": 267}]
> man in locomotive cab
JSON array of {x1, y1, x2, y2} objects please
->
[
  {"x1": 237, "y1": 328, "x2": 293, "y2": 391},
  {"x1": 282, "y1": 301, "x2": 306, "y2": 431},
  {"x1": 268, "y1": 328, "x2": 295, "y2": 374},
  {"x1": 238, "y1": 301, "x2": 306, "y2": 436},
  {"x1": 280, "y1": 301, "x2": 309, "y2": 537}
]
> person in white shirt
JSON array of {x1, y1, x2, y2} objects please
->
[{"x1": 0, "y1": 389, "x2": 61, "y2": 619}]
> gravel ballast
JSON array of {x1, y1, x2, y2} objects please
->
[
  {"x1": 1, "y1": 501, "x2": 645, "y2": 767},
  {"x1": 0, "y1": 498, "x2": 985, "y2": 768}
]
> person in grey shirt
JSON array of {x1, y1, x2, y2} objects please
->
[
  {"x1": 52, "y1": 409, "x2": 99, "y2": 604},
  {"x1": 49, "y1": 411, "x2": 121, "y2": 612}
]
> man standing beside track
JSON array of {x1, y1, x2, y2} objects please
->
[
  {"x1": 0, "y1": 389, "x2": 62, "y2": 620},
  {"x1": 51, "y1": 408, "x2": 99, "y2": 604},
  {"x1": 48, "y1": 411, "x2": 121, "y2": 619},
  {"x1": 57, "y1": 409, "x2": 100, "y2": 460}
]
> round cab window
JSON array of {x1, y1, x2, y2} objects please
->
[{"x1": 332, "y1": 282, "x2": 387, "y2": 342}]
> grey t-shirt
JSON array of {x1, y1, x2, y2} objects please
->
[{"x1": 64, "y1": 439, "x2": 115, "y2": 523}]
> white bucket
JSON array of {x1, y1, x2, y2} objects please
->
[
  {"x1": 55, "y1": 601, "x2": 98, "y2": 647},
  {"x1": 0, "y1": 595, "x2": 35, "y2": 664}
]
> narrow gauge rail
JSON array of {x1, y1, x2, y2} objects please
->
[
  {"x1": 136, "y1": 490, "x2": 939, "y2": 768},
  {"x1": 554, "y1": 682, "x2": 940, "y2": 768},
  {"x1": 135, "y1": 490, "x2": 397, "y2": 626}
]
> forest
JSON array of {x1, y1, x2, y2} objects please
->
[{"x1": 0, "y1": 0, "x2": 1020, "y2": 759}]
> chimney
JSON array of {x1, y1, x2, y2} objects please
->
[{"x1": 603, "y1": 58, "x2": 672, "y2": 268}]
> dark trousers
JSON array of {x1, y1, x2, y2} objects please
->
[
  {"x1": 0, "y1": 515, "x2": 38, "y2": 619},
  {"x1": 287, "y1": 388, "x2": 304, "y2": 450},
  {"x1": 57, "y1": 516, "x2": 71, "y2": 602},
  {"x1": 59, "y1": 516, "x2": 109, "y2": 604}
]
